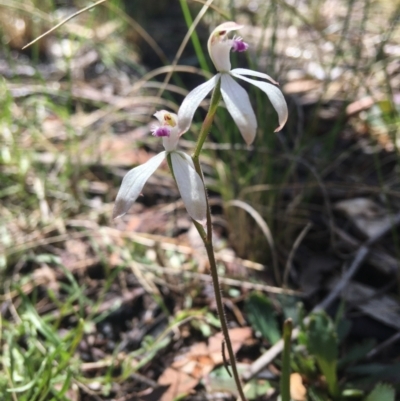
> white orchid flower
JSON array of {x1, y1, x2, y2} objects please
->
[
  {"x1": 178, "y1": 21, "x2": 288, "y2": 145},
  {"x1": 113, "y1": 110, "x2": 207, "y2": 221}
]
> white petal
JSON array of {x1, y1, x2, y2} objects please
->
[
  {"x1": 230, "y1": 68, "x2": 278, "y2": 85},
  {"x1": 234, "y1": 73, "x2": 288, "y2": 132},
  {"x1": 162, "y1": 126, "x2": 179, "y2": 152},
  {"x1": 177, "y1": 75, "x2": 219, "y2": 135},
  {"x1": 220, "y1": 74, "x2": 257, "y2": 145},
  {"x1": 170, "y1": 152, "x2": 207, "y2": 221},
  {"x1": 113, "y1": 151, "x2": 166, "y2": 219},
  {"x1": 210, "y1": 41, "x2": 232, "y2": 72}
]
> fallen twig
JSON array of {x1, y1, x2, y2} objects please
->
[{"x1": 366, "y1": 331, "x2": 400, "y2": 359}]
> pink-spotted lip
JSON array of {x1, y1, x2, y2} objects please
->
[
  {"x1": 151, "y1": 125, "x2": 171, "y2": 137},
  {"x1": 231, "y1": 36, "x2": 249, "y2": 52}
]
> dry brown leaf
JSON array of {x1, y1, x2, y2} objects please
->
[
  {"x1": 335, "y1": 198, "x2": 393, "y2": 238},
  {"x1": 208, "y1": 327, "x2": 253, "y2": 365},
  {"x1": 283, "y1": 79, "x2": 321, "y2": 94},
  {"x1": 346, "y1": 96, "x2": 376, "y2": 116},
  {"x1": 65, "y1": 238, "x2": 89, "y2": 257},
  {"x1": 158, "y1": 342, "x2": 214, "y2": 401},
  {"x1": 61, "y1": 239, "x2": 91, "y2": 271},
  {"x1": 170, "y1": 342, "x2": 215, "y2": 379},
  {"x1": 158, "y1": 367, "x2": 198, "y2": 401},
  {"x1": 33, "y1": 264, "x2": 59, "y2": 292},
  {"x1": 329, "y1": 279, "x2": 400, "y2": 330},
  {"x1": 125, "y1": 207, "x2": 176, "y2": 235},
  {"x1": 42, "y1": 114, "x2": 67, "y2": 140},
  {"x1": 290, "y1": 372, "x2": 307, "y2": 401},
  {"x1": 98, "y1": 130, "x2": 151, "y2": 167},
  {"x1": 157, "y1": 327, "x2": 252, "y2": 401}
]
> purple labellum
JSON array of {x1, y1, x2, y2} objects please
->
[
  {"x1": 232, "y1": 37, "x2": 249, "y2": 52},
  {"x1": 151, "y1": 126, "x2": 171, "y2": 137}
]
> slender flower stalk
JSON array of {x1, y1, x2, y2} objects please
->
[
  {"x1": 178, "y1": 21, "x2": 288, "y2": 145},
  {"x1": 190, "y1": 81, "x2": 247, "y2": 401},
  {"x1": 181, "y1": 22, "x2": 289, "y2": 401}
]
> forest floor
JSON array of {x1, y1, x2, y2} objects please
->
[{"x1": 1, "y1": 1, "x2": 400, "y2": 400}]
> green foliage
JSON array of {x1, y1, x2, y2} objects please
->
[
  {"x1": 292, "y1": 311, "x2": 398, "y2": 401},
  {"x1": 1, "y1": 300, "x2": 83, "y2": 400},
  {"x1": 306, "y1": 311, "x2": 339, "y2": 397},
  {"x1": 364, "y1": 383, "x2": 395, "y2": 401},
  {"x1": 243, "y1": 379, "x2": 272, "y2": 400},
  {"x1": 279, "y1": 295, "x2": 301, "y2": 325},
  {"x1": 245, "y1": 292, "x2": 281, "y2": 345},
  {"x1": 243, "y1": 299, "x2": 398, "y2": 401},
  {"x1": 338, "y1": 339, "x2": 375, "y2": 369},
  {"x1": 345, "y1": 362, "x2": 400, "y2": 380},
  {"x1": 179, "y1": 0, "x2": 210, "y2": 72},
  {"x1": 208, "y1": 364, "x2": 273, "y2": 400},
  {"x1": 280, "y1": 319, "x2": 293, "y2": 401}
]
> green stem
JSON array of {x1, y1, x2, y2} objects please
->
[
  {"x1": 192, "y1": 79, "x2": 221, "y2": 241},
  {"x1": 193, "y1": 78, "x2": 222, "y2": 159},
  {"x1": 281, "y1": 318, "x2": 293, "y2": 401},
  {"x1": 193, "y1": 219, "x2": 247, "y2": 401},
  {"x1": 191, "y1": 80, "x2": 247, "y2": 401}
]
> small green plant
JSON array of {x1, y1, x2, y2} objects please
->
[
  {"x1": 280, "y1": 318, "x2": 293, "y2": 401},
  {"x1": 244, "y1": 294, "x2": 397, "y2": 401},
  {"x1": 305, "y1": 311, "x2": 339, "y2": 398}
]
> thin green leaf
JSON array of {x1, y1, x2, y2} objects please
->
[
  {"x1": 280, "y1": 319, "x2": 293, "y2": 401},
  {"x1": 346, "y1": 362, "x2": 400, "y2": 380},
  {"x1": 365, "y1": 383, "x2": 395, "y2": 401},
  {"x1": 306, "y1": 311, "x2": 338, "y2": 397},
  {"x1": 245, "y1": 292, "x2": 281, "y2": 345},
  {"x1": 338, "y1": 339, "x2": 376, "y2": 369}
]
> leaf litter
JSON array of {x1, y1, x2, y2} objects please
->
[{"x1": 1, "y1": 0, "x2": 400, "y2": 400}]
